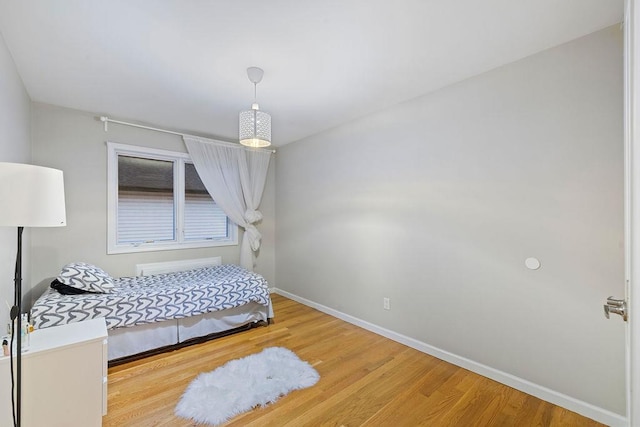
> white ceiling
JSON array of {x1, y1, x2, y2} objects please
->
[{"x1": 0, "y1": 1, "x2": 624, "y2": 146}]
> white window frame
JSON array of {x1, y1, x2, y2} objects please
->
[{"x1": 107, "y1": 142, "x2": 238, "y2": 254}]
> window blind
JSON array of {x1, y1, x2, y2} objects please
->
[{"x1": 117, "y1": 190, "x2": 174, "y2": 243}]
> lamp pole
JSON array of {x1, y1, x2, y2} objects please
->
[{"x1": 10, "y1": 226, "x2": 23, "y2": 427}]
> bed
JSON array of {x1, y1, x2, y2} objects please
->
[{"x1": 30, "y1": 257, "x2": 273, "y2": 362}]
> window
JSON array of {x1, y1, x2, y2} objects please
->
[{"x1": 107, "y1": 142, "x2": 237, "y2": 254}]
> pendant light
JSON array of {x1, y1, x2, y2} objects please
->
[{"x1": 239, "y1": 67, "x2": 272, "y2": 147}]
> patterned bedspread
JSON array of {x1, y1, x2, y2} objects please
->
[{"x1": 31, "y1": 264, "x2": 271, "y2": 330}]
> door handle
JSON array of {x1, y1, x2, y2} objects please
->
[{"x1": 604, "y1": 296, "x2": 627, "y2": 321}]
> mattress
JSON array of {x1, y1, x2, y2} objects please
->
[{"x1": 31, "y1": 264, "x2": 271, "y2": 330}]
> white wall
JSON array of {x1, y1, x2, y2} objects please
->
[
  {"x1": 276, "y1": 26, "x2": 625, "y2": 415},
  {"x1": 29, "y1": 104, "x2": 276, "y2": 305},
  {"x1": 0, "y1": 31, "x2": 31, "y2": 325}
]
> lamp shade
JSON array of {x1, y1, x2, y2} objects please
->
[
  {"x1": 239, "y1": 105, "x2": 272, "y2": 148},
  {"x1": 0, "y1": 162, "x2": 66, "y2": 227}
]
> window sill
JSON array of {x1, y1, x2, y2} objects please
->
[{"x1": 107, "y1": 239, "x2": 238, "y2": 255}]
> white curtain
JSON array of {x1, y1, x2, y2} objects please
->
[{"x1": 183, "y1": 136, "x2": 271, "y2": 270}]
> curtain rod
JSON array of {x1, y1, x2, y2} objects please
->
[{"x1": 98, "y1": 116, "x2": 276, "y2": 153}]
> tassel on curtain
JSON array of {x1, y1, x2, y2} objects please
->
[{"x1": 183, "y1": 136, "x2": 271, "y2": 271}]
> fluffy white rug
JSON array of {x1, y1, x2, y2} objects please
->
[{"x1": 175, "y1": 347, "x2": 320, "y2": 425}]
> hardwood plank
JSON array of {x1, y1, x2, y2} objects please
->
[{"x1": 103, "y1": 294, "x2": 606, "y2": 426}]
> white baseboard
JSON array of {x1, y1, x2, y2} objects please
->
[{"x1": 273, "y1": 288, "x2": 627, "y2": 427}]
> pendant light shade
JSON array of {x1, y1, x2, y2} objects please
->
[
  {"x1": 239, "y1": 105, "x2": 271, "y2": 147},
  {"x1": 239, "y1": 67, "x2": 272, "y2": 147}
]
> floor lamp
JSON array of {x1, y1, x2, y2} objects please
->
[{"x1": 0, "y1": 163, "x2": 66, "y2": 427}]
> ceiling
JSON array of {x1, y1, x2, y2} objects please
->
[{"x1": 0, "y1": 1, "x2": 624, "y2": 146}]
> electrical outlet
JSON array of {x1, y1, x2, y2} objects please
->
[{"x1": 383, "y1": 297, "x2": 390, "y2": 310}]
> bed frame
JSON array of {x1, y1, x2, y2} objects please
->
[{"x1": 106, "y1": 257, "x2": 272, "y2": 364}]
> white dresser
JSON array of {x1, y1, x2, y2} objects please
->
[{"x1": 0, "y1": 318, "x2": 108, "y2": 427}]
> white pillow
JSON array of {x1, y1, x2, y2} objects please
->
[{"x1": 57, "y1": 262, "x2": 115, "y2": 293}]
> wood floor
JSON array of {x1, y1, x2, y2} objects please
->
[{"x1": 104, "y1": 294, "x2": 604, "y2": 426}]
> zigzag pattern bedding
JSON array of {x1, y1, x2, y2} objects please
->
[{"x1": 31, "y1": 264, "x2": 270, "y2": 330}]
